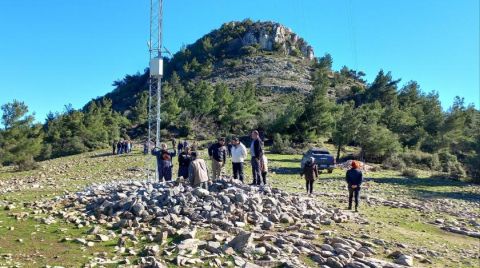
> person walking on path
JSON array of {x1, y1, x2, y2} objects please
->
[
  {"x1": 250, "y1": 130, "x2": 264, "y2": 185},
  {"x1": 346, "y1": 160, "x2": 363, "y2": 212},
  {"x1": 189, "y1": 151, "x2": 209, "y2": 189},
  {"x1": 112, "y1": 141, "x2": 117, "y2": 155},
  {"x1": 151, "y1": 143, "x2": 177, "y2": 182},
  {"x1": 260, "y1": 154, "x2": 268, "y2": 185},
  {"x1": 178, "y1": 146, "x2": 192, "y2": 180},
  {"x1": 301, "y1": 157, "x2": 318, "y2": 195},
  {"x1": 231, "y1": 137, "x2": 247, "y2": 182},
  {"x1": 208, "y1": 137, "x2": 227, "y2": 181}
]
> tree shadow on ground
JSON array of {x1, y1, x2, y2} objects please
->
[
  {"x1": 271, "y1": 158, "x2": 302, "y2": 164},
  {"x1": 411, "y1": 189, "x2": 480, "y2": 202},
  {"x1": 371, "y1": 177, "x2": 468, "y2": 188},
  {"x1": 271, "y1": 167, "x2": 302, "y2": 175},
  {"x1": 371, "y1": 177, "x2": 479, "y2": 202},
  {"x1": 89, "y1": 152, "x2": 113, "y2": 158}
]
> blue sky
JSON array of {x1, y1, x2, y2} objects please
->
[{"x1": 0, "y1": 0, "x2": 478, "y2": 122}]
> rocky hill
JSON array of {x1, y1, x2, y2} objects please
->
[
  {"x1": 98, "y1": 19, "x2": 365, "y2": 116},
  {"x1": 166, "y1": 20, "x2": 317, "y2": 94}
]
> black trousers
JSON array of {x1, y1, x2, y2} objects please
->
[
  {"x1": 348, "y1": 187, "x2": 361, "y2": 208},
  {"x1": 261, "y1": 171, "x2": 267, "y2": 185},
  {"x1": 232, "y1": 162, "x2": 244, "y2": 182},
  {"x1": 306, "y1": 180, "x2": 314, "y2": 194},
  {"x1": 251, "y1": 158, "x2": 262, "y2": 185}
]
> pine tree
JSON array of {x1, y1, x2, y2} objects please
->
[
  {"x1": 0, "y1": 100, "x2": 42, "y2": 170},
  {"x1": 332, "y1": 101, "x2": 360, "y2": 161}
]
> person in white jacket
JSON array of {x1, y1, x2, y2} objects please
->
[{"x1": 231, "y1": 137, "x2": 248, "y2": 182}]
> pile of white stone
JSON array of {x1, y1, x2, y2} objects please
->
[{"x1": 32, "y1": 179, "x2": 417, "y2": 267}]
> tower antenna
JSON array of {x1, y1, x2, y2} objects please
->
[{"x1": 147, "y1": 0, "x2": 164, "y2": 181}]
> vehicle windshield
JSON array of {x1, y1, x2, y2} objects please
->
[{"x1": 311, "y1": 150, "x2": 329, "y2": 155}]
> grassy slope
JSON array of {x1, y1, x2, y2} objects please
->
[{"x1": 0, "y1": 148, "x2": 479, "y2": 267}]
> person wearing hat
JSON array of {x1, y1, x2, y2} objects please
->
[
  {"x1": 346, "y1": 160, "x2": 363, "y2": 212},
  {"x1": 189, "y1": 151, "x2": 209, "y2": 189},
  {"x1": 301, "y1": 157, "x2": 318, "y2": 195},
  {"x1": 231, "y1": 137, "x2": 248, "y2": 182},
  {"x1": 208, "y1": 137, "x2": 228, "y2": 180}
]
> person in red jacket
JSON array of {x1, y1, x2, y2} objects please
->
[{"x1": 346, "y1": 160, "x2": 363, "y2": 212}]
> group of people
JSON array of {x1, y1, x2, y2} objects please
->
[
  {"x1": 149, "y1": 129, "x2": 363, "y2": 212},
  {"x1": 301, "y1": 157, "x2": 363, "y2": 212},
  {"x1": 206, "y1": 132, "x2": 268, "y2": 185},
  {"x1": 150, "y1": 130, "x2": 268, "y2": 188},
  {"x1": 112, "y1": 140, "x2": 133, "y2": 155}
]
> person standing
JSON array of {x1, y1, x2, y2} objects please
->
[
  {"x1": 122, "y1": 140, "x2": 128, "y2": 154},
  {"x1": 231, "y1": 137, "x2": 247, "y2": 182},
  {"x1": 301, "y1": 157, "x2": 318, "y2": 195},
  {"x1": 151, "y1": 143, "x2": 177, "y2": 182},
  {"x1": 112, "y1": 140, "x2": 117, "y2": 155},
  {"x1": 126, "y1": 140, "x2": 132, "y2": 154},
  {"x1": 227, "y1": 141, "x2": 233, "y2": 157},
  {"x1": 189, "y1": 151, "x2": 209, "y2": 189},
  {"x1": 143, "y1": 140, "x2": 150, "y2": 155},
  {"x1": 250, "y1": 130, "x2": 264, "y2": 185},
  {"x1": 260, "y1": 154, "x2": 268, "y2": 185},
  {"x1": 178, "y1": 146, "x2": 192, "y2": 180},
  {"x1": 191, "y1": 141, "x2": 199, "y2": 152},
  {"x1": 117, "y1": 140, "x2": 123, "y2": 154},
  {"x1": 346, "y1": 160, "x2": 363, "y2": 212},
  {"x1": 177, "y1": 141, "x2": 184, "y2": 154},
  {"x1": 208, "y1": 137, "x2": 227, "y2": 181}
]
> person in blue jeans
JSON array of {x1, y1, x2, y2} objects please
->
[
  {"x1": 152, "y1": 143, "x2": 177, "y2": 182},
  {"x1": 346, "y1": 160, "x2": 363, "y2": 212}
]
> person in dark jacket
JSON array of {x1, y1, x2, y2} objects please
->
[
  {"x1": 208, "y1": 138, "x2": 227, "y2": 180},
  {"x1": 301, "y1": 157, "x2": 318, "y2": 195},
  {"x1": 122, "y1": 141, "x2": 128, "y2": 154},
  {"x1": 346, "y1": 160, "x2": 363, "y2": 212},
  {"x1": 178, "y1": 146, "x2": 192, "y2": 180},
  {"x1": 117, "y1": 141, "x2": 123, "y2": 154},
  {"x1": 143, "y1": 140, "x2": 150, "y2": 155},
  {"x1": 177, "y1": 141, "x2": 184, "y2": 154},
  {"x1": 152, "y1": 143, "x2": 177, "y2": 182},
  {"x1": 112, "y1": 141, "x2": 117, "y2": 155},
  {"x1": 250, "y1": 130, "x2": 264, "y2": 185}
]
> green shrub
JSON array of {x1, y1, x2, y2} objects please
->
[
  {"x1": 401, "y1": 168, "x2": 418, "y2": 178},
  {"x1": 240, "y1": 45, "x2": 257, "y2": 56},
  {"x1": 382, "y1": 154, "x2": 406, "y2": 170},
  {"x1": 17, "y1": 157, "x2": 38, "y2": 171},
  {"x1": 271, "y1": 133, "x2": 295, "y2": 154},
  {"x1": 399, "y1": 151, "x2": 440, "y2": 170},
  {"x1": 438, "y1": 151, "x2": 466, "y2": 179}
]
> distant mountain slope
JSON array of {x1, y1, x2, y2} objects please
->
[{"x1": 91, "y1": 19, "x2": 364, "y2": 116}]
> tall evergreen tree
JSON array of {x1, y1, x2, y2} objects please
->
[{"x1": 0, "y1": 100, "x2": 42, "y2": 170}]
